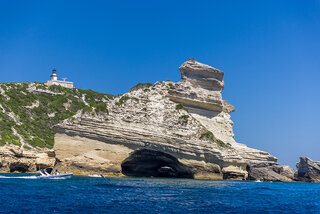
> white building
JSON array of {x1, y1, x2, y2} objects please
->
[{"x1": 45, "y1": 69, "x2": 74, "y2": 88}]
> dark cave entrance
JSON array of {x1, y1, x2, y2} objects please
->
[{"x1": 121, "y1": 149, "x2": 194, "y2": 178}]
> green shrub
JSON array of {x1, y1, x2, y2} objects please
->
[
  {"x1": 131, "y1": 83, "x2": 153, "y2": 91},
  {"x1": 176, "y1": 103, "x2": 187, "y2": 111},
  {"x1": 95, "y1": 102, "x2": 108, "y2": 114},
  {"x1": 179, "y1": 115, "x2": 189, "y2": 125},
  {"x1": 116, "y1": 95, "x2": 130, "y2": 106},
  {"x1": 200, "y1": 131, "x2": 214, "y2": 140},
  {"x1": 168, "y1": 83, "x2": 175, "y2": 89},
  {"x1": 199, "y1": 131, "x2": 231, "y2": 149},
  {"x1": 24, "y1": 145, "x2": 31, "y2": 150},
  {"x1": 174, "y1": 133, "x2": 183, "y2": 138},
  {"x1": 82, "y1": 106, "x2": 93, "y2": 113}
]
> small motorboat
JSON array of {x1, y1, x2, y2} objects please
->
[
  {"x1": 38, "y1": 168, "x2": 73, "y2": 179},
  {"x1": 38, "y1": 173, "x2": 73, "y2": 179},
  {"x1": 88, "y1": 174, "x2": 106, "y2": 178}
]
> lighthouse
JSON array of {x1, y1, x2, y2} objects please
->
[
  {"x1": 51, "y1": 69, "x2": 58, "y2": 81},
  {"x1": 45, "y1": 68, "x2": 74, "y2": 88}
]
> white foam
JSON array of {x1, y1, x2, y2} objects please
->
[
  {"x1": 0, "y1": 175, "x2": 38, "y2": 179},
  {"x1": 0, "y1": 175, "x2": 69, "y2": 180}
]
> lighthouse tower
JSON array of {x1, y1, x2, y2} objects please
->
[
  {"x1": 45, "y1": 68, "x2": 74, "y2": 88},
  {"x1": 51, "y1": 69, "x2": 58, "y2": 81}
]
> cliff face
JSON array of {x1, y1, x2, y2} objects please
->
[
  {"x1": 0, "y1": 59, "x2": 296, "y2": 181},
  {"x1": 53, "y1": 58, "x2": 289, "y2": 180}
]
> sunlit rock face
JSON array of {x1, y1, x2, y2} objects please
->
[
  {"x1": 180, "y1": 58, "x2": 224, "y2": 91},
  {"x1": 53, "y1": 58, "x2": 285, "y2": 180},
  {"x1": 169, "y1": 58, "x2": 232, "y2": 113}
]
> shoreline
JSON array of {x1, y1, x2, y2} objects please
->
[{"x1": 0, "y1": 171, "x2": 305, "y2": 182}]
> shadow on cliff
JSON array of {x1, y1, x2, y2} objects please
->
[{"x1": 121, "y1": 149, "x2": 194, "y2": 179}]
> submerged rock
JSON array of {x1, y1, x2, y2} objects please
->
[{"x1": 295, "y1": 157, "x2": 320, "y2": 182}]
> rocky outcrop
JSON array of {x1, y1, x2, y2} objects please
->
[
  {"x1": 246, "y1": 161, "x2": 294, "y2": 181},
  {"x1": 53, "y1": 58, "x2": 284, "y2": 180},
  {"x1": 222, "y1": 165, "x2": 248, "y2": 180},
  {"x1": 169, "y1": 58, "x2": 227, "y2": 112},
  {"x1": 295, "y1": 157, "x2": 320, "y2": 182},
  {"x1": 0, "y1": 144, "x2": 55, "y2": 173}
]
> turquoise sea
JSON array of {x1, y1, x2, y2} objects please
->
[{"x1": 0, "y1": 174, "x2": 319, "y2": 213}]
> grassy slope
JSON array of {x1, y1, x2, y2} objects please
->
[{"x1": 0, "y1": 82, "x2": 112, "y2": 149}]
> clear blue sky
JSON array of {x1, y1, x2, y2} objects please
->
[{"x1": 0, "y1": 0, "x2": 319, "y2": 168}]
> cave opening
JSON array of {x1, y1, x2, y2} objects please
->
[{"x1": 121, "y1": 149, "x2": 194, "y2": 178}]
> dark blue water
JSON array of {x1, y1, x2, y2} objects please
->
[{"x1": 0, "y1": 174, "x2": 319, "y2": 213}]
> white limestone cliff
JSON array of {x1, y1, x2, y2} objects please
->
[{"x1": 53, "y1": 58, "x2": 285, "y2": 180}]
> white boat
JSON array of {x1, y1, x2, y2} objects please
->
[
  {"x1": 38, "y1": 173, "x2": 73, "y2": 179},
  {"x1": 88, "y1": 174, "x2": 106, "y2": 178},
  {"x1": 38, "y1": 168, "x2": 73, "y2": 179}
]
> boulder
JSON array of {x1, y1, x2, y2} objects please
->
[
  {"x1": 295, "y1": 157, "x2": 320, "y2": 182},
  {"x1": 247, "y1": 161, "x2": 294, "y2": 181},
  {"x1": 222, "y1": 165, "x2": 248, "y2": 180},
  {"x1": 181, "y1": 160, "x2": 222, "y2": 179}
]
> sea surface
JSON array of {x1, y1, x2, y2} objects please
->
[{"x1": 0, "y1": 174, "x2": 319, "y2": 214}]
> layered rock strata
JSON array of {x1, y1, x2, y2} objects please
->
[
  {"x1": 53, "y1": 58, "x2": 292, "y2": 180},
  {"x1": 295, "y1": 157, "x2": 320, "y2": 182}
]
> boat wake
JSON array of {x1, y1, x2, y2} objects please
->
[
  {"x1": 0, "y1": 175, "x2": 67, "y2": 180},
  {"x1": 0, "y1": 175, "x2": 38, "y2": 179}
]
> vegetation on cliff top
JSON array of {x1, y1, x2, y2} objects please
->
[
  {"x1": 200, "y1": 131, "x2": 231, "y2": 149},
  {"x1": 0, "y1": 81, "x2": 230, "y2": 151},
  {"x1": 130, "y1": 83, "x2": 153, "y2": 91},
  {"x1": 0, "y1": 82, "x2": 112, "y2": 149}
]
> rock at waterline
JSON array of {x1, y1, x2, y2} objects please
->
[{"x1": 295, "y1": 157, "x2": 320, "y2": 182}]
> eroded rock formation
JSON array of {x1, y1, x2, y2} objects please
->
[
  {"x1": 169, "y1": 58, "x2": 226, "y2": 112},
  {"x1": 53, "y1": 58, "x2": 293, "y2": 180}
]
